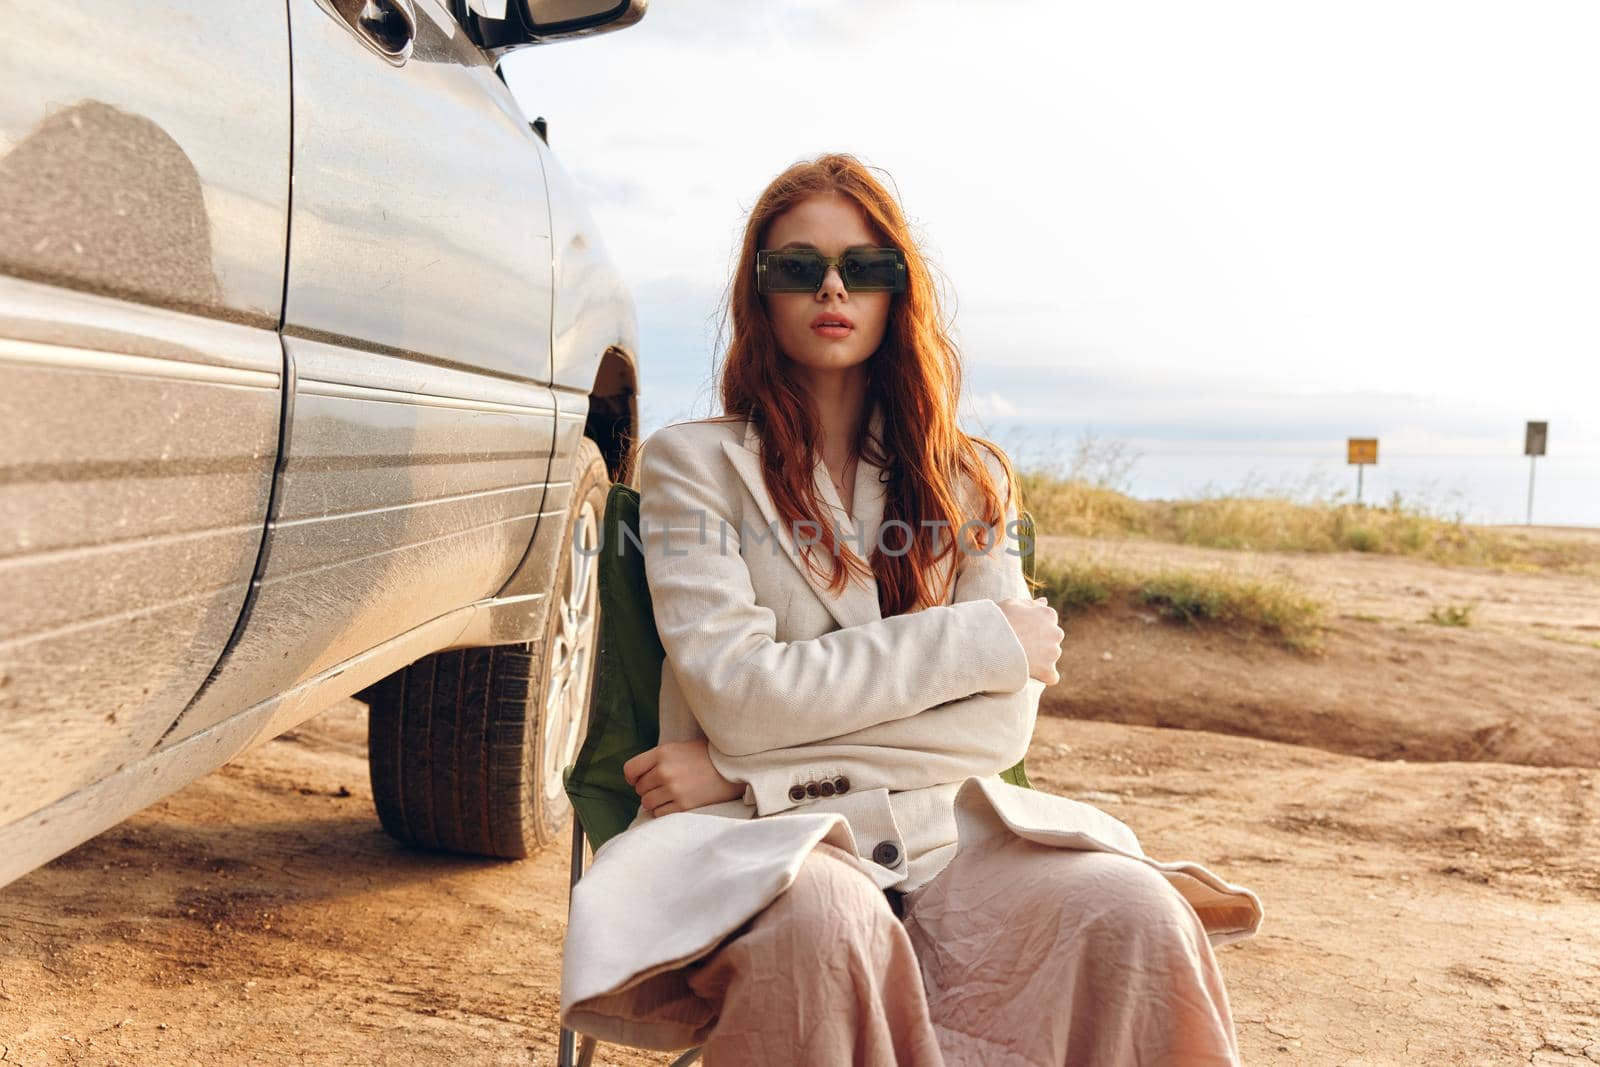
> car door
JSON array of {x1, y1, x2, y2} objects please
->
[
  {"x1": 0, "y1": 3, "x2": 290, "y2": 823},
  {"x1": 162, "y1": 0, "x2": 559, "y2": 742}
]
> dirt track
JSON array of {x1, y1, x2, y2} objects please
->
[
  {"x1": 1042, "y1": 532, "x2": 1600, "y2": 769},
  {"x1": 2, "y1": 535, "x2": 1597, "y2": 1065}
]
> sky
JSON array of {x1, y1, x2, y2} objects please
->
[{"x1": 504, "y1": 1, "x2": 1600, "y2": 526}]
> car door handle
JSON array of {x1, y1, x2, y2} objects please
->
[{"x1": 356, "y1": 0, "x2": 415, "y2": 57}]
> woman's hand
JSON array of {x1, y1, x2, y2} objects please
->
[
  {"x1": 623, "y1": 738, "x2": 747, "y2": 817},
  {"x1": 997, "y1": 595, "x2": 1064, "y2": 686}
]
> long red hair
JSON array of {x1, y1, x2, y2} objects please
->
[{"x1": 712, "y1": 152, "x2": 1022, "y2": 617}]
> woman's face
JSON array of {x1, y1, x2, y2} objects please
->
[{"x1": 760, "y1": 191, "x2": 894, "y2": 374}]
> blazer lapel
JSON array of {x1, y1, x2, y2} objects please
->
[{"x1": 719, "y1": 401, "x2": 889, "y2": 630}]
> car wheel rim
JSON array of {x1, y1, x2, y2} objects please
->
[{"x1": 541, "y1": 498, "x2": 601, "y2": 814}]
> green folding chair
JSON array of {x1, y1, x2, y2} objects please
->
[{"x1": 557, "y1": 482, "x2": 1039, "y2": 1067}]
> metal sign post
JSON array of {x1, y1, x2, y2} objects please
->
[
  {"x1": 1347, "y1": 438, "x2": 1378, "y2": 504},
  {"x1": 1524, "y1": 421, "x2": 1547, "y2": 525}
]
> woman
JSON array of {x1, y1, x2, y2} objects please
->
[{"x1": 559, "y1": 153, "x2": 1264, "y2": 1066}]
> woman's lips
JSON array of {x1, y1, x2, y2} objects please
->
[{"x1": 812, "y1": 323, "x2": 853, "y2": 339}]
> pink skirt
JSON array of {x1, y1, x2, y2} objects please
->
[{"x1": 566, "y1": 828, "x2": 1243, "y2": 1066}]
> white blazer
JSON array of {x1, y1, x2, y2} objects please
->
[{"x1": 560, "y1": 401, "x2": 1264, "y2": 1049}]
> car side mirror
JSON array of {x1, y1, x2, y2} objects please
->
[
  {"x1": 523, "y1": 0, "x2": 638, "y2": 29},
  {"x1": 459, "y1": 0, "x2": 646, "y2": 55}
]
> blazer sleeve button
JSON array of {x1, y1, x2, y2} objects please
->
[
  {"x1": 788, "y1": 785, "x2": 807, "y2": 802},
  {"x1": 871, "y1": 841, "x2": 900, "y2": 867},
  {"x1": 834, "y1": 776, "x2": 850, "y2": 793},
  {"x1": 805, "y1": 782, "x2": 819, "y2": 797},
  {"x1": 817, "y1": 780, "x2": 835, "y2": 797}
]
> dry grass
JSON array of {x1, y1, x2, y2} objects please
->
[
  {"x1": 1033, "y1": 555, "x2": 1327, "y2": 653},
  {"x1": 1017, "y1": 469, "x2": 1598, "y2": 574},
  {"x1": 1425, "y1": 603, "x2": 1476, "y2": 627}
]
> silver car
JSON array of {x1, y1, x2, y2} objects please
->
[{"x1": 0, "y1": 0, "x2": 647, "y2": 887}]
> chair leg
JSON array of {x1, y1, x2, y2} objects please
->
[
  {"x1": 568, "y1": 808, "x2": 588, "y2": 889},
  {"x1": 557, "y1": 816, "x2": 588, "y2": 1067}
]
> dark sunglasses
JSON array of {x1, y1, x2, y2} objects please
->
[{"x1": 755, "y1": 246, "x2": 908, "y2": 294}]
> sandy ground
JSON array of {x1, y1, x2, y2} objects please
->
[
  {"x1": 2, "y1": 532, "x2": 1597, "y2": 1065},
  {"x1": 1041, "y1": 532, "x2": 1600, "y2": 768}
]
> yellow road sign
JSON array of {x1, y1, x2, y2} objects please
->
[{"x1": 1347, "y1": 438, "x2": 1378, "y2": 465}]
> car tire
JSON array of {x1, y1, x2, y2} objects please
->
[{"x1": 366, "y1": 435, "x2": 609, "y2": 857}]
